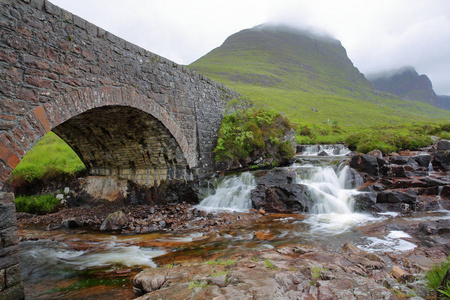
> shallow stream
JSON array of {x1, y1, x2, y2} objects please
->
[{"x1": 19, "y1": 145, "x2": 450, "y2": 299}]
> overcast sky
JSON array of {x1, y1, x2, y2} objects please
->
[{"x1": 51, "y1": 0, "x2": 450, "y2": 95}]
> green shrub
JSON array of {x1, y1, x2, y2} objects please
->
[
  {"x1": 426, "y1": 256, "x2": 450, "y2": 298},
  {"x1": 214, "y1": 101, "x2": 295, "y2": 166},
  {"x1": 15, "y1": 194, "x2": 61, "y2": 215}
]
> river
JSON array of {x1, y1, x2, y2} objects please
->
[{"x1": 19, "y1": 145, "x2": 450, "y2": 299}]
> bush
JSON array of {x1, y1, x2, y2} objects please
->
[
  {"x1": 15, "y1": 194, "x2": 61, "y2": 215},
  {"x1": 426, "y1": 257, "x2": 450, "y2": 298},
  {"x1": 214, "y1": 101, "x2": 295, "y2": 166}
]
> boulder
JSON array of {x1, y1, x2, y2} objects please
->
[
  {"x1": 100, "y1": 211, "x2": 129, "y2": 231},
  {"x1": 433, "y1": 139, "x2": 450, "y2": 151},
  {"x1": 254, "y1": 168, "x2": 297, "y2": 186},
  {"x1": 350, "y1": 155, "x2": 387, "y2": 177},
  {"x1": 376, "y1": 190, "x2": 417, "y2": 204},
  {"x1": 133, "y1": 272, "x2": 166, "y2": 296},
  {"x1": 353, "y1": 192, "x2": 377, "y2": 212},
  {"x1": 251, "y1": 184, "x2": 312, "y2": 213},
  {"x1": 432, "y1": 152, "x2": 450, "y2": 170},
  {"x1": 412, "y1": 154, "x2": 431, "y2": 168}
]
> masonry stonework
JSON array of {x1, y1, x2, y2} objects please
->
[
  {"x1": 0, "y1": 0, "x2": 239, "y2": 187},
  {"x1": 0, "y1": 0, "x2": 239, "y2": 297}
]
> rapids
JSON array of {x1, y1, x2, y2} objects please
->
[{"x1": 18, "y1": 144, "x2": 450, "y2": 299}]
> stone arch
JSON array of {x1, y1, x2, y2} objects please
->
[{"x1": 52, "y1": 104, "x2": 192, "y2": 186}]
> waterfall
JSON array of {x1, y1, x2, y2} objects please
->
[
  {"x1": 295, "y1": 160, "x2": 375, "y2": 233},
  {"x1": 300, "y1": 144, "x2": 351, "y2": 156},
  {"x1": 197, "y1": 172, "x2": 256, "y2": 211},
  {"x1": 297, "y1": 162, "x2": 361, "y2": 214}
]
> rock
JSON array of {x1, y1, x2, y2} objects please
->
[
  {"x1": 251, "y1": 184, "x2": 312, "y2": 213},
  {"x1": 254, "y1": 168, "x2": 297, "y2": 186},
  {"x1": 387, "y1": 165, "x2": 413, "y2": 178},
  {"x1": 376, "y1": 190, "x2": 417, "y2": 204},
  {"x1": 318, "y1": 150, "x2": 328, "y2": 157},
  {"x1": 432, "y1": 152, "x2": 450, "y2": 170},
  {"x1": 100, "y1": 211, "x2": 129, "y2": 231},
  {"x1": 368, "y1": 150, "x2": 383, "y2": 158},
  {"x1": 389, "y1": 156, "x2": 408, "y2": 165},
  {"x1": 422, "y1": 176, "x2": 449, "y2": 187},
  {"x1": 391, "y1": 265, "x2": 413, "y2": 283},
  {"x1": 207, "y1": 274, "x2": 228, "y2": 287},
  {"x1": 433, "y1": 139, "x2": 450, "y2": 151},
  {"x1": 61, "y1": 217, "x2": 83, "y2": 228},
  {"x1": 133, "y1": 272, "x2": 166, "y2": 296},
  {"x1": 412, "y1": 154, "x2": 431, "y2": 167},
  {"x1": 350, "y1": 155, "x2": 386, "y2": 177},
  {"x1": 353, "y1": 193, "x2": 377, "y2": 212},
  {"x1": 342, "y1": 243, "x2": 361, "y2": 254}
]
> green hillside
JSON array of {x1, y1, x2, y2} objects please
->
[{"x1": 189, "y1": 24, "x2": 450, "y2": 145}]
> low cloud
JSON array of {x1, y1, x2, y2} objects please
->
[{"x1": 51, "y1": 0, "x2": 450, "y2": 95}]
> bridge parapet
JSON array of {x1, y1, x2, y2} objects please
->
[{"x1": 0, "y1": 0, "x2": 239, "y2": 187}]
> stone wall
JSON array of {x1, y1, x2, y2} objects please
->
[
  {"x1": 0, "y1": 193, "x2": 23, "y2": 300},
  {"x1": 0, "y1": 0, "x2": 240, "y2": 188}
]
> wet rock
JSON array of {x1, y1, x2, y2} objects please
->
[
  {"x1": 318, "y1": 150, "x2": 328, "y2": 157},
  {"x1": 350, "y1": 155, "x2": 387, "y2": 177},
  {"x1": 342, "y1": 243, "x2": 361, "y2": 254},
  {"x1": 376, "y1": 190, "x2": 417, "y2": 204},
  {"x1": 133, "y1": 272, "x2": 166, "y2": 296},
  {"x1": 353, "y1": 192, "x2": 377, "y2": 212},
  {"x1": 251, "y1": 184, "x2": 311, "y2": 213},
  {"x1": 254, "y1": 168, "x2": 297, "y2": 186},
  {"x1": 412, "y1": 154, "x2": 431, "y2": 167},
  {"x1": 422, "y1": 176, "x2": 449, "y2": 187},
  {"x1": 61, "y1": 217, "x2": 83, "y2": 229},
  {"x1": 432, "y1": 151, "x2": 450, "y2": 170},
  {"x1": 387, "y1": 165, "x2": 414, "y2": 178},
  {"x1": 100, "y1": 211, "x2": 129, "y2": 231}
]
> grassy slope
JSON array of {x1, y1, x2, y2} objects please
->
[
  {"x1": 10, "y1": 132, "x2": 85, "y2": 182},
  {"x1": 189, "y1": 25, "x2": 450, "y2": 131}
]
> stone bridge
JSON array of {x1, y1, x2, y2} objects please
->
[{"x1": 0, "y1": 0, "x2": 239, "y2": 298}]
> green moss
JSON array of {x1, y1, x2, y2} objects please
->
[{"x1": 15, "y1": 194, "x2": 61, "y2": 215}]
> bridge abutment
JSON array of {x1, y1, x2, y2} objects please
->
[{"x1": 0, "y1": 193, "x2": 24, "y2": 300}]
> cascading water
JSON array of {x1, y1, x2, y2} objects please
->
[
  {"x1": 294, "y1": 148, "x2": 377, "y2": 233},
  {"x1": 196, "y1": 172, "x2": 256, "y2": 211},
  {"x1": 299, "y1": 144, "x2": 351, "y2": 156}
]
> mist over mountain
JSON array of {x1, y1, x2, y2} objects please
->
[{"x1": 189, "y1": 24, "x2": 450, "y2": 125}]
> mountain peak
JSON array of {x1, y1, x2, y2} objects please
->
[{"x1": 367, "y1": 66, "x2": 437, "y2": 106}]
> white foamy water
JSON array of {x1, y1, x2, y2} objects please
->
[
  {"x1": 296, "y1": 160, "x2": 377, "y2": 233},
  {"x1": 21, "y1": 239, "x2": 166, "y2": 271},
  {"x1": 196, "y1": 172, "x2": 256, "y2": 211},
  {"x1": 359, "y1": 230, "x2": 417, "y2": 253},
  {"x1": 300, "y1": 144, "x2": 351, "y2": 156}
]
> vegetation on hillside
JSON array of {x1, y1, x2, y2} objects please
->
[
  {"x1": 189, "y1": 24, "x2": 450, "y2": 154},
  {"x1": 215, "y1": 98, "x2": 295, "y2": 169}
]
